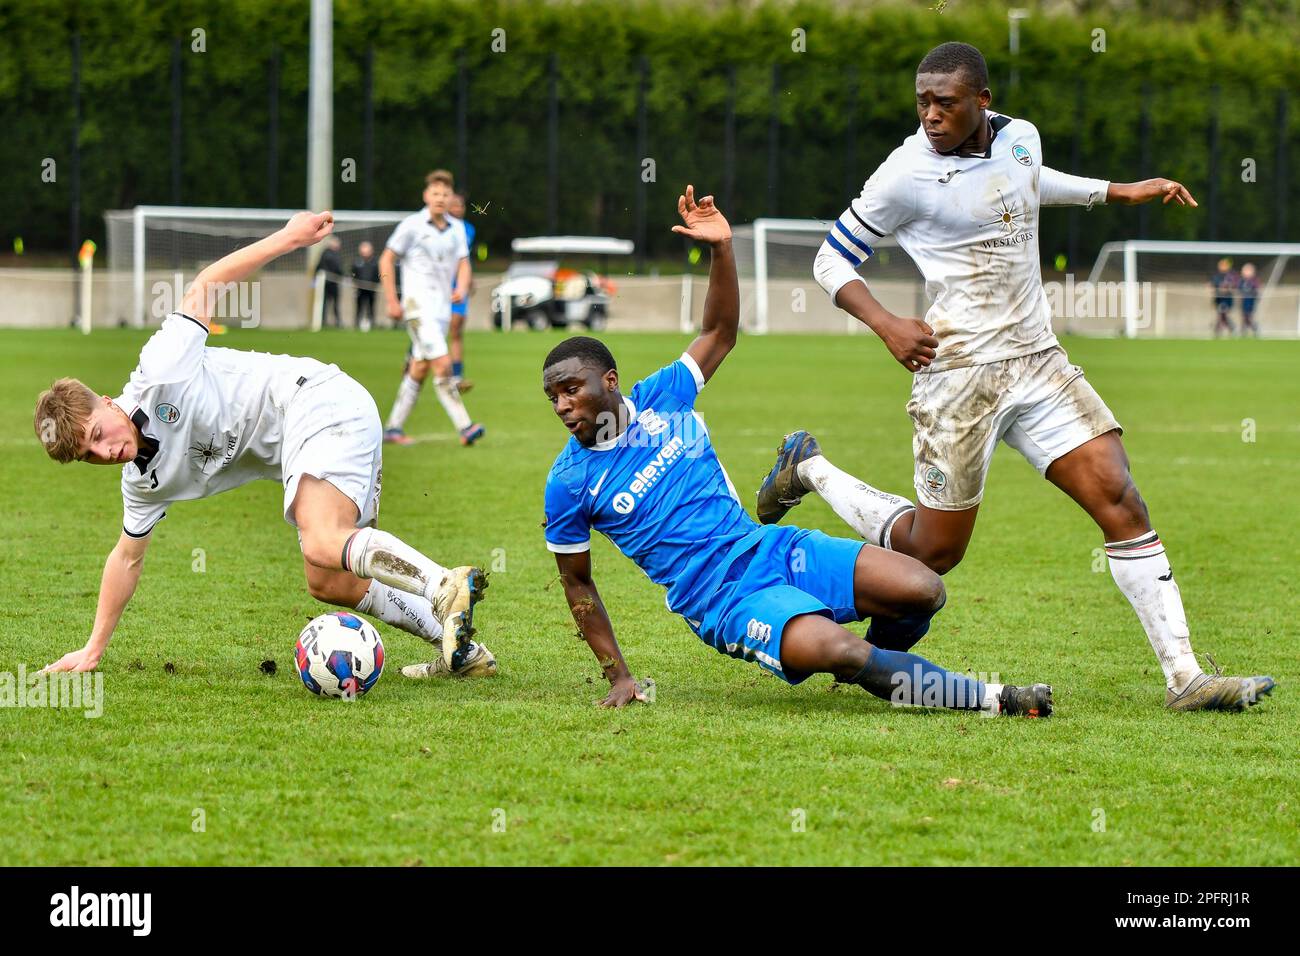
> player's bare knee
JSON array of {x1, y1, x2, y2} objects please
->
[
  {"x1": 299, "y1": 526, "x2": 345, "y2": 571},
  {"x1": 916, "y1": 571, "x2": 946, "y2": 613}
]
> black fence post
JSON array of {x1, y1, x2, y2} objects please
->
[
  {"x1": 1277, "y1": 90, "x2": 1289, "y2": 241},
  {"x1": 724, "y1": 64, "x2": 735, "y2": 220},
  {"x1": 1067, "y1": 79, "x2": 1083, "y2": 273},
  {"x1": 70, "y1": 32, "x2": 81, "y2": 322},
  {"x1": 547, "y1": 53, "x2": 559, "y2": 236},
  {"x1": 767, "y1": 63, "x2": 781, "y2": 216},
  {"x1": 843, "y1": 64, "x2": 859, "y2": 204},
  {"x1": 363, "y1": 45, "x2": 374, "y2": 210},
  {"x1": 456, "y1": 49, "x2": 468, "y2": 197},
  {"x1": 268, "y1": 46, "x2": 280, "y2": 208},
  {"x1": 171, "y1": 37, "x2": 182, "y2": 207},
  {"x1": 635, "y1": 55, "x2": 648, "y2": 272},
  {"x1": 1138, "y1": 82, "x2": 1151, "y2": 240},
  {"x1": 1207, "y1": 84, "x2": 1220, "y2": 242},
  {"x1": 69, "y1": 33, "x2": 81, "y2": 270}
]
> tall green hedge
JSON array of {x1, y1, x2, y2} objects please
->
[{"x1": 2, "y1": 0, "x2": 1298, "y2": 267}]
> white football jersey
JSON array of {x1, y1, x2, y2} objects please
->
[
  {"x1": 385, "y1": 210, "x2": 469, "y2": 320},
  {"x1": 115, "y1": 313, "x2": 330, "y2": 537},
  {"x1": 814, "y1": 112, "x2": 1108, "y2": 371}
]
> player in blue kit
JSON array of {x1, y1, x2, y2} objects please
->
[{"x1": 543, "y1": 186, "x2": 1052, "y2": 715}]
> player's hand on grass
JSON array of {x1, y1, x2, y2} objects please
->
[
  {"x1": 41, "y1": 644, "x2": 102, "y2": 673},
  {"x1": 1111, "y1": 178, "x2": 1197, "y2": 207},
  {"x1": 879, "y1": 314, "x2": 939, "y2": 372},
  {"x1": 600, "y1": 675, "x2": 649, "y2": 708},
  {"x1": 671, "y1": 184, "x2": 731, "y2": 245},
  {"x1": 282, "y1": 210, "x2": 336, "y2": 249}
]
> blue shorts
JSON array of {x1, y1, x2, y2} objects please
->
[{"x1": 686, "y1": 525, "x2": 864, "y2": 685}]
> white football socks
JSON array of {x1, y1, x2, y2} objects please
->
[
  {"x1": 355, "y1": 580, "x2": 444, "y2": 644},
  {"x1": 385, "y1": 373, "x2": 422, "y2": 432},
  {"x1": 343, "y1": 528, "x2": 451, "y2": 605},
  {"x1": 1106, "y1": 531, "x2": 1200, "y2": 694},
  {"x1": 796, "y1": 456, "x2": 916, "y2": 548},
  {"x1": 433, "y1": 376, "x2": 472, "y2": 432}
]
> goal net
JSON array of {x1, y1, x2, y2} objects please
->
[
  {"x1": 1084, "y1": 240, "x2": 1300, "y2": 338},
  {"x1": 103, "y1": 206, "x2": 412, "y2": 329},
  {"x1": 733, "y1": 218, "x2": 923, "y2": 334}
]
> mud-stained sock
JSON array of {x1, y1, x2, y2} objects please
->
[
  {"x1": 355, "y1": 579, "x2": 444, "y2": 644},
  {"x1": 343, "y1": 528, "x2": 451, "y2": 604},
  {"x1": 1106, "y1": 531, "x2": 1200, "y2": 695},
  {"x1": 796, "y1": 456, "x2": 914, "y2": 548},
  {"x1": 385, "y1": 374, "x2": 423, "y2": 431},
  {"x1": 433, "y1": 376, "x2": 472, "y2": 432}
]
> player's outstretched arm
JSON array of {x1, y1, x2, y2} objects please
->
[
  {"x1": 1107, "y1": 178, "x2": 1197, "y2": 207},
  {"x1": 42, "y1": 531, "x2": 152, "y2": 673},
  {"x1": 181, "y1": 211, "x2": 335, "y2": 328},
  {"x1": 554, "y1": 550, "x2": 647, "y2": 708},
  {"x1": 674, "y1": 185, "x2": 737, "y2": 384}
]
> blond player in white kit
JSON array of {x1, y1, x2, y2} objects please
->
[
  {"x1": 757, "y1": 41, "x2": 1274, "y2": 712},
  {"x1": 35, "y1": 211, "x2": 495, "y2": 680},
  {"x1": 380, "y1": 169, "x2": 484, "y2": 447}
]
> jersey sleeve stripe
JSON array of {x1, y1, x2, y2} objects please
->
[
  {"x1": 825, "y1": 231, "x2": 864, "y2": 267},
  {"x1": 546, "y1": 539, "x2": 591, "y2": 554},
  {"x1": 847, "y1": 205, "x2": 886, "y2": 238},
  {"x1": 833, "y1": 219, "x2": 874, "y2": 257},
  {"x1": 679, "y1": 352, "x2": 706, "y2": 391}
]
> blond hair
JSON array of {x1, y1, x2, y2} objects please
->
[
  {"x1": 34, "y1": 378, "x2": 99, "y2": 463},
  {"x1": 424, "y1": 169, "x2": 455, "y2": 189}
]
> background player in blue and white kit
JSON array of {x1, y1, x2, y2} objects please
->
[
  {"x1": 447, "y1": 191, "x2": 476, "y2": 393},
  {"x1": 34, "y1": 211, "x2": 494, "y2": 679},
  {"x1": 380, "y1": 169, "x2": 484, "y2": 446},
  {"x1": 759, "y1": 42, "x2": 1273, "y2": 712},
  {"x1": 544, "y1": 186, "x2": 1052, "y2": 716}
]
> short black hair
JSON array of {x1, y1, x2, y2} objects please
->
[
  {"x1": 542, "y1": 335, "x2": 617, "y2": 375},
  {"x1": 917, "y1": 42, "x2": 989, "y2": 91}
]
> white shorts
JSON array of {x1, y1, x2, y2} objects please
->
[
  {"x1": 908, "y1": 346, "x2": 1121, "y2": 511},
  {"x1": 403, "y1": 294, "x2": 451, "y2": 361},
  {"x1": 281, "y1": 367, "x2": 383, "y2": 529}
]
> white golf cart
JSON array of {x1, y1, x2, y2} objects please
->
[{"x1": 490, "y1": 236, "x2": 634, "y2": 331}]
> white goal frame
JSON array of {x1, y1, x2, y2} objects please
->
[
  {"x1": 742, "y1": 217, "x2": 910, "y2": 335},
  {"x1": 107, "y1": 206, "x2": 412, "y2": 328},
  {"x1": 1088, "y1": 239, "x2": 1300, "y2": 338}
]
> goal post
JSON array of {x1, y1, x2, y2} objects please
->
[
  {"x1": 1087, "y1": 239, "x2": 1300, "y2": 338},
  {"x1": 734, "y1": 218, "x2": 921, "y2": 335},
  {"x1": 103, "y1": 206, "x2": 411, "y2": 329}
]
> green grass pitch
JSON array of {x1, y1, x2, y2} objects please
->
[{"x1": 1, "y1": 327, "x2": 1295, "y2": 865}]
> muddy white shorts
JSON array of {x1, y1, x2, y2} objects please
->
[
  {"x1": 908, "y1": 346, "x2": 1121, "y2": 511},
  {"x1": 282, "y1": 366, "x2": 383, "y2": 529},
  {"x1": 403, "y1": 293, "x2": 451, "y2": 361}
]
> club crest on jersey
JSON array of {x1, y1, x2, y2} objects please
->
[
  {"x1": 923, "y1": 465, "x2": 947, "y2": 492},
  {"x1": 636, "y1": 408, "x2": 668, "y2": 437},
  {"x1": 155, "y1": 403, "x2": 180, "y2": 424},
  {"x1": 1012, "y1": 145, "x2": 1032, "y2": 166}
]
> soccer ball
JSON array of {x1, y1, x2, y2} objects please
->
[{"x1": 294, "y1": 612, "x2": 385, "y2": 699}]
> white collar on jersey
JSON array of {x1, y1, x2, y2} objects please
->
[{"x1": 589, "y1": 397, "x2": 637, "y2": 452}]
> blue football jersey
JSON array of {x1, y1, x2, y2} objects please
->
[{"x1": 544, "y1": 353, "x2": 762, "y2": 621}]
